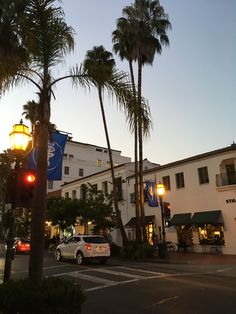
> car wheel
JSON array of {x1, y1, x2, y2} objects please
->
[
  {"x1": 76, "y1": 251, "x2": 84, "y2": 265},
  {"x1": 55, "y1": 249, "x2": 62, "y2": 261}
]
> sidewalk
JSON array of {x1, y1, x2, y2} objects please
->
[{"x1": 156, "y1": 251, "x2": 236, "y2": 265}]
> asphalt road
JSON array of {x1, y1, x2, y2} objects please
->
[{"x1": 1, "y1": 250, "x2": 236, "y2": 314}]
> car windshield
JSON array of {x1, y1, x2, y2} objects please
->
[{"x1": 83, "y1": 236, "x2": 107, "y2": 244}]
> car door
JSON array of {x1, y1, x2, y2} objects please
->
[{"x1": 62, "y1": 236, "x2": 80, "y2": 259}]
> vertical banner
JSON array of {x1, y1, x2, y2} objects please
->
[
  {"x1": 146, "y1": 181, "x2": 158, "y2": 207},
  {"x1": 29, "y1": 132, "x2": 68, "y2": 180}
]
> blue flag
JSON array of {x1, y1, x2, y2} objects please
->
[
  {"x1": 146, "y1": 181, "x2": 158, "y2": 207},
  {"x1": 29, "y1": 132, "x2": 67, "y2": 180}
]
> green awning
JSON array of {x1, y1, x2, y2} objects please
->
[
  {"x1": 125, "y1": 215, "x2": 155, "y2": 227},
  {"x1": 189, "y1": 210, "x2": 223, "y2": 225},
  {"x1": 170, "y1": 213, "x2": 191, "y2": 226}
]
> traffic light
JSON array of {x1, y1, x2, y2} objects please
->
[
  {"x1": 5, "y1": 170, "x2": 17, "y2": 204},
  {"x1": 15, "y1": 168, "x2": 36, "y2": 208},
  {"x1": 163, "y1": 202, "x2": 171, "y2": 220}
]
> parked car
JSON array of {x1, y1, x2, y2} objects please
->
[
  {"x1": 14, "y1": 238, "x2": 30, "y2": 254},
  {"x1": 55, "y1": 235, "x2": 110, "y2": 265}
]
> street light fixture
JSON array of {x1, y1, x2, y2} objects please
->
[
  {"x1": 3, "y1": 120, "x2": 30, "y2": 282},
  {"x1": 156, "y1": 182, "x2": 168, "y2": 259}
]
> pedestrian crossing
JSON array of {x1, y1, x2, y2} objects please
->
[{"x1": 53, "y1": 266, "x2": 172, "y2": 292}]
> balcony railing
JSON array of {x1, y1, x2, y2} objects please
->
[{"x1": 216, "y1": 171, "x2": 236, "y2": 187}]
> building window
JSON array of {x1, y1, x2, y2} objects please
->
[
  {"x1": 102, "y1": 181, "x2": 108, "y2": 194},
  {"x1": 198, "y1": 166, "x2": 209, "y2": 184},
  {"x1": 64, "y1": 166, "x2": 70, "y2": 175},
  {"x1": 106, "y1": 161, "x2": 111, "y2": 168},
  {"x1": 80, "y1": 185, "x2": 87, "y2": 200},
  {"x1": 162, "y1": 176, "x2": 171, "y2": 190},
  {"x1": 65, "y1": 192, "x2": 69, "y2": 199},
  {"x1": 175, "y1": 172, "x2": 185, "y2": 189},
  {"x1": 97, "y1": 159, "x2": 102, "y2": 167},
  {"x1": 130, "y1": 192, "x2": 135, "y2": 204},
  {"x1": 63, "y1": 153, "x2": 67, "y2": 159},
  {"x1": 115, "y1": 177, "x2": 123, "y2": 200},
  {"x1": 198, "y1": 225, "x2": 224, "y2": 245},
  {"x1": 48, "y1": 180, "x2": 53, "y2": 190},
  {"x1": 79, "y1": 168, "x2": 84, "y2": 177},
  {"x1": 68, "y1": 154, "x2": 74, "y2": 160},
  {"x1": 72, "y1": 190, "x2": 76, "y2": 200}
]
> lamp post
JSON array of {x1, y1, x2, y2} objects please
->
[
  {"x1": 3, "y1": 120, "x2": 30, "y2": 282},
  {"x1": 156, "y1": 182, "x2": 168, "y2": 259}
]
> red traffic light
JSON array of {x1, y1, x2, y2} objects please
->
[{"x1": 24, "y1": 173, "x2": 36, "y2": 184}]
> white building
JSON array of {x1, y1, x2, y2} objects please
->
[
  {"x1": 47, "y1": 137, "x2": 131, "y2": 193},
  {"x1": 61, "y1": 159, "x2": 158, "y2": 245},
  {"x1": 61, "y1": 143, "x2": 236, "y2": 255}
]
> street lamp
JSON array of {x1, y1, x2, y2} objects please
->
[
  {"x1": 156, "y1": 182, "x2": 168, "y2": 259},
  {"x1": 3, "y1": 120, "x2": 30, "y2": 282}
]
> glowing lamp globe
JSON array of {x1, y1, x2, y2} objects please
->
[
  {"x1": 157, "y1": 183, "x2": 165, "y2": 197},
  {"x1": 9, "y1": 120, "x2": 30, "y2": 152}
]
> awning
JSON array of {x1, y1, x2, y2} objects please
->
[
  {"x1": 189, "y1": 210, "x2": 223, "y2": 225},
  {"x1": 125, "y1": 215, "x2": 155, "y2": 227},
  {"x1": 170, "y1": 213, "x2": 191, "y2": 226}
]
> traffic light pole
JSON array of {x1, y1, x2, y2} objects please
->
[
  {"x1": 3, "y1": 160, "x2": 19, "y2": 283},
  {"x1": 3, "y1": 205, "x2": 15, "y2": 282}
]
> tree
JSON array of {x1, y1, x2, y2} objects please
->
[
  {"x1": 46, "y1": 185, "x2": 116, "y2": 237},
  {"x1": 83, "y1": 184, "x2": 116, "y2": 236},
  {"x1": 113, "y1": 0, "x2": 171, "y2": 241},
  {"x1": 46, "y1": 197, "x2": 79, "y2": 233},
  {"x1": 83, "y1": 46, "x2": 129, "y2": 245},
  {"x1": 0, "y1": 0, "x2": 88, "y2": 285},
  {"x1": 0, "y1": 1, "x2": 131, "y2": 284}
]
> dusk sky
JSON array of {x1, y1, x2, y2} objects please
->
[{"x1": 1, "y1": 0, "x2": 235, "y2": 165}]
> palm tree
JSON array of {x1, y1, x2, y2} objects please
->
[
  {"x1": 0, "y1": 1, "x2": 131, "y2": 284},
  {"x1": 0, "y1": 0, "x2": 28, "y2": 89},
  {"x1": 112, "y1": 18, "x2": 142, "y2": 242},
  {"x1": 113, "y1": 0, "x2": 171, "y2": 241},
  {"x1": 83, "y1": 46, "x2": 128, "y2": 245}
]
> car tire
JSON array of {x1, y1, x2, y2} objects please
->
[
  {"x1": 55, "y1": 249, "x2": 62, "y2": 261},
  {"x1": 76, "y1": 251, "x2": 84, "y2": 265}
]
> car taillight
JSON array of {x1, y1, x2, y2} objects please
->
[{"x1": 85, "y1": 243, "x2": 91, "y2": 251}]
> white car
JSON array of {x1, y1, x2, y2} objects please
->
[{"x1": 55, "y1": 235, "x2": 110, "y2": 265}]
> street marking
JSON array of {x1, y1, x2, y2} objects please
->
[
  {"x1": 157, "y1": 296, "x2": 179, "y2": 305},
  {"x1": 67, "y1": 271, "x2": 118, "y2": 286},
  {"x1": 91, "y1": 268, "x2": 147, "y2": 279},
  {"x1": 115, "y1": 266, "x2": 166, "y2": 276},
  {"x1": 216, "y1": 267, "x2": 232, "y2": 272}
]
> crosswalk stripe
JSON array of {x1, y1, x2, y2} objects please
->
[
  {"x1": 92, "y1": 268, "x2": 146, "y2": 279},
  {"x1": 67, "y1": 271, "x2": 118, "y2": 286},
  {"x1": 115, "y1": 266, "x2": 166, "y2": 277}
]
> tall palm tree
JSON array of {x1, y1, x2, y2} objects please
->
[
  {"x1": 113, "y1": 0, "x2": 171, "y2": 241},
  {"x1": 112, "y1": 18, "x2": 142, "y2": 242},
  {"x1": 0, "y1": 1, "x2": 131, "y2": 284},
  {"x1": 83, "y1": 46, "x2": 128, "y2": 245}
]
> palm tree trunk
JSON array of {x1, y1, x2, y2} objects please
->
[
  {"x1": 98, "y1": 88, "x2": 128, "y2": 246},
  {"x1": 137, "y1": 59, "x2": 147, "y2": 242},
  {"x1": 128, "y1": 60, "x2": 141, "y2": 242},
  {"x1": 28, "y1": 122, "x2": 48, "y2": 284}
]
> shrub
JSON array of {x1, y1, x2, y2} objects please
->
[
  {"x1": 109, "y1": 242, "x2": 122, "y2": 256},
  {"x1": 122, "y1": 241, "x2": 155, "y2": 259},
  {"x1": 0, "y1": 277, "x2": 86, "y2": 314}
]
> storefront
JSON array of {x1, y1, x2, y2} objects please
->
[{"x1": 190, "y1": 210, "x2": 225, "y2": 246}]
